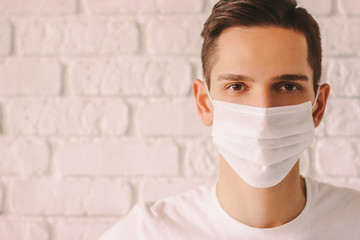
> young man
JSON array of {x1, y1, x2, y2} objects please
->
[{"x1": 99, "y1": 0, "x2": 360, "y2": 239}]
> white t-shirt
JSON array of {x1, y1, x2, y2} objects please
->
[{"x1": 99, "y1": 177, "x2": 360, "y2": 240}]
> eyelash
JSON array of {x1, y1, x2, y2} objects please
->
[
  {"x1": 225, "y1": 83, "x2": 248, "y2": 91},
  {"x1": 277, "y1": 82, "x2": 302, "y2": 92}
]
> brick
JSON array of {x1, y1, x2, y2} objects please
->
[
  {"x1": 56, "y1": 139, "x2": 179, "y2": 176},
  {"x1": 348, "y1": 178, "x2": 360, "y2": 192},
  {"x1": 17, "y1": 18, "x2": 139, "y2": 55},
  {"x1": 146, "y1": 18, "x2": 202, "y2": 55},
  {"x1": 338, "y1": 0, "x2": 360, "y2": 16},
  {"x1": 0, "y1": 21, "x2": 11, "y2": 55},
  {"x1": 0, "y1": 0, "x2": 76, "y2": 14},
  {"x1": 0, "y1": 182, "x2": 3, "y2": 212},
  {"x1": 209, "y1": 0, "x2": 218, "y2": 7},
  {"x1": 160, "y1": 61, "x2": 193, "y2": 96},
  {"x1": 0, "y1": 139, "x2": 21, "y2": 175},
  {"x1": 9, "y1": 178, "x2": 91, "y2": 215},
  {"x1": 182, "y1": 138, "x2": 218, "y2": 177},
  {"x1": 69, "y1": 58, "x2": 192, "y2": 96},
  {"x1": 208, "y1": 0, "x2": 332, "y2": 16},
  {"x1": 0, "y1": 58, "x2": 61, "y2": 96},
  {"x1": 326, "y1": 59, "x2": 360, "y2": 97},
  {"x1": 0, "y1": 219, "x2": 49, "y2": 240},
  {"x1": 190, "y1": 57, "x2": 203, "y2": 80},
  {"x1": 318, "y1": 19, "x2": 360, "y2": 56},
  {"x1": 298, "y1": 0, "x2": 332, "y2": 15},
  {"x1": 52, "y1": 218, "x2": 114, "y2": 240},
  {"x1": 315, "y1": 138, "x2": 360, "y2": 177},
  {"x1": 0, "y1": 138, "x2": 49, "y2": 175},
  {"x1": 136, "y1": 98, "x2": 211, "y2": 136},
  {"x1": 157, "y1": 0, "x2": 204, "y2": 13},
  {"x1": 325, "y1": 99, "x2": 360, "y2": 136},
  {"x1": 8, "y1": 99, "x2": 128, "y2": 136},
  {"x1": 315, "y1": 121, "x2": 326, "y2": 138},
  {"x1": 9, "y1": 178, "x2": 133, "y2": 216},
  {"x1": 86, "y1": 0, "x2": 157, "y2": 13},
  {"x1": 139, "y1": 178, "x2": 210, "y2": 202},
  {"x1": 84, "y1": 179, "x2": 132, "y2": 215},
  {"x1": 321, "y1": 59, "x2": 330, "y2": 84},
  {"x1": 0, "y1": 104, "x2": 2, "y2": 133}
]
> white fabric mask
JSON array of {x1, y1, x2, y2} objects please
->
[{"x1": 206, "y1": 84, "x2": 318, "y2": 188}]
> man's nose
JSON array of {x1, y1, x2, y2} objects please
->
[{"x1": 254, "y1": 89, "x2": 274, "y2": 108}]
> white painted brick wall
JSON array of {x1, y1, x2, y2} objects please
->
[
  {"x1": 68, "y1": 57, "x2": 193, "y2": 96},
  {"x1": 8, "y1": 99, "x2": 128, "y2": 136},
  {"x1": 85, "y1": 0, "x2": 157, "y2": 14},
  {"x1": 145, "y1": 17, "x2": 203, "y2": 55},
  {"x1": 326, "y1": 59, "x2": 360, "y2": 97},
  {"x1": 316, "y1": 139, "x2": 360, "y2": 177},
  {"x1": 338, "y1": 0, "x2": 360, "y2": 15},
  {"x1": 16, "y1": 18, "x2": 139, "y2": 55},
  {"x1": 0, "y1": 58, "x2": 61, "y2": 96},
  {"x1": 0, "y1": 0, "x2": 76, "y2": 14},
  {"x1": 325, "y1": 99, "x2": 360, "y2": 136},
  {"x1": 319, "y1": 18, "x2": 360, "y2": 56},
  {"x1": 157, "y1": 0, "x2": 204, "y2": 13},
  {"x1": 55, "y1": 139, "x2": 179, "y2": 176},
  {"x1": 136, "y1": 98, "x2": 210, "y2": 136},
  {"x1": 9, "y1": 178, "x2": 93, "y2": 215},
  {"x1": 0, "y1": 138, "x2": 49, "y2": 175},
  {"x1": 0, "y1": 183, "x2": 3, "y2": 212},
  {"x1": 0, "y1": 219, "x2": 49, "y2": 240},
  {"x1": 139, "y1": 178, "x2": 210, "y2": 202},
  {"x1": 0, "y1": 0, "x2": 359, "y2": 239},
  {"x1": 182, "y1": 138, "x2": 218, "y2": 176},
  {"x1": 51, "y1": 218, "x2": 114, "y2": 240},
  {"x1": 298, "y1": 0, "x2": 333, "y2": 15},
  {"x1": 0, "y1": 21, "x2": 11, "y2": 55}
]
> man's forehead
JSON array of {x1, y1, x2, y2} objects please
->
[
  {"x1": 217, "y1": 26, "x2": 307, "y2": 51},
  {"x1": 211, "y1": 26, "x2": 312, "y2": 83},
  {"x1": 214, "y1": 26, "x2": 308, "y2": 66}
]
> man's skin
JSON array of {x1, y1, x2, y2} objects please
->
[{"x1": 193, "y1": 26, "x2": 330, "y2": 228}]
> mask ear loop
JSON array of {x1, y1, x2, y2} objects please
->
[
  {"x1": 312, "y1": 85, "x2": 321, "y2": 110},
  {"x1": 203, "y1": 80, "x2": 214, "y2": 105}
]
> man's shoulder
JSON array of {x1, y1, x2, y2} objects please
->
[
  {"x1": 309, "y1": 177, "x2": 360, "y2": 201},
  {"x1": 308, "y1": 177, "x2": 360, "y2": 217},
  {"x1": 98, "y1": 183, "x2": 215, "y2": 240},
  {"x1": 98, "y1": 203, "x2": 146, "y2": 240},
  {"x1": 305, "y1": 177, "x2": 360, "y2": 238}
]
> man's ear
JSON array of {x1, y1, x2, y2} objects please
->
[
  {"x1": 312, "y1": 83, "x2": 331, "y2": 128},
  {"x1": 193, "y1": 79, "x2": 213, "y2": 126}
]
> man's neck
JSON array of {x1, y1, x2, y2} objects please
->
[{"x1": 216, "y1": 157, "x2": 307, "y2": 228}]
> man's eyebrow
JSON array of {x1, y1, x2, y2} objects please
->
[
  {"x1": 217, "y1": 73, "x2": 309, "y2": 82},
  {"x1": 272, "y1": 74, "x2": 309, "y2": 81},
  {"x1": 217, "y1": 74, "x2": 254, "y2": 82}
]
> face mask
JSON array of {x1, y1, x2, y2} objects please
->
[{"x1": 205, "y1": 83, "x2": 318, "y2": 188}]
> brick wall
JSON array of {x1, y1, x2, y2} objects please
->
[{"x1": 0, "y1": 0, "x2": 359, "y2": 239}]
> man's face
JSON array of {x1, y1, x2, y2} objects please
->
[
  {"x1": 209, "y1": 26, "x2": 316, "y2": 108},
  {"x1": 193, "y1": 26, "x2": 330, "y2": 128}
]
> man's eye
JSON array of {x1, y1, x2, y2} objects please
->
[
  {"x1": 279, "y1": 84, "x2": 300, "y2": 91},
  {"x1": 228, "y1": 84, "x2": 246, "y2": 91}
]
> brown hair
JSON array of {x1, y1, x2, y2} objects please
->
[{"x1": 201, "y1": 0, "x2": 322, "y2": 93}]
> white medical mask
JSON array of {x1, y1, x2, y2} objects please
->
[{"x1": 205, "y1": 83, "x2": 318, "y2": 188}]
